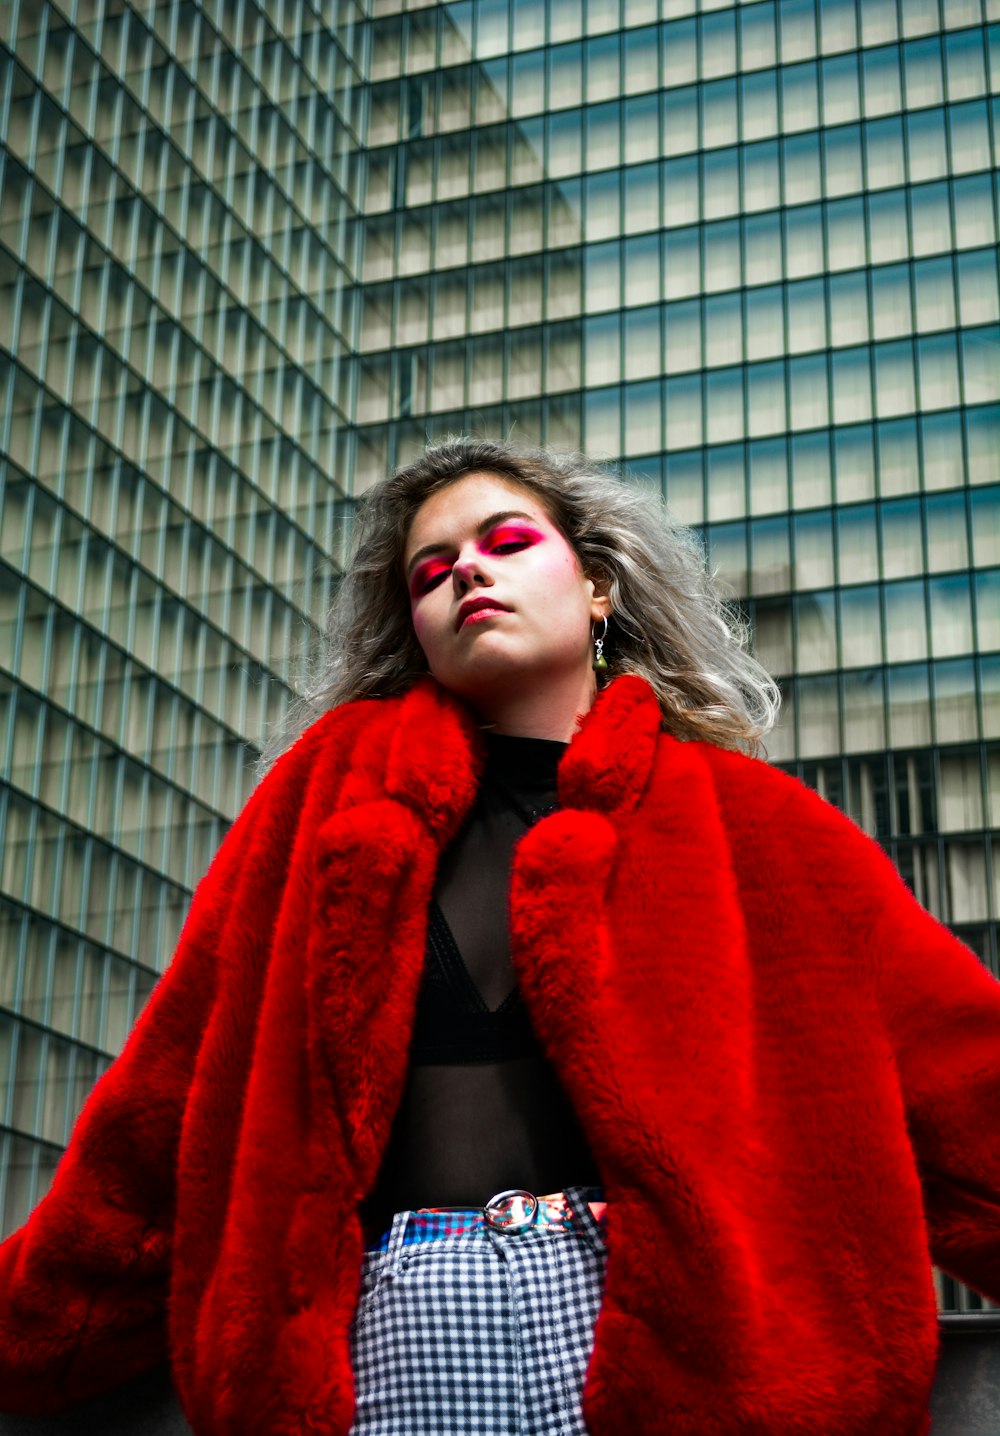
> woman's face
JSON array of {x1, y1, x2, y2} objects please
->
[{"x1": 404, "y1": 471, "x2": 608, "y2": 710}]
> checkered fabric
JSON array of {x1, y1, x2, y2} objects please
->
[{"x1": 348, "y1": 1186, "x2": 608, "y2": 1435}]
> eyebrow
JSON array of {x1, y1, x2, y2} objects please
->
[{"x1": 405, "y1": 509, "x2": 538, "y2": 578}]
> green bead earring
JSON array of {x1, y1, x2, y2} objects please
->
[{"x1": 592, "y1": 616, "x2": 609, "y2": 671}]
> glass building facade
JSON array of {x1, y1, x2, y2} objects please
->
[
  {"x1": 0, "y1": 0, "x2": 363, "y2": 1235},
  {"x1": 0, "y1": 0, "x2": 998, "y2": 1310}
]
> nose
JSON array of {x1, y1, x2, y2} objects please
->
[{"x1": 451, "y1": 544, "x2": 494, "y2": 595}]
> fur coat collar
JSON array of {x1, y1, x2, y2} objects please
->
[{"x1": 2, "y1": 676, "x2": 1000, "y2": 1435}]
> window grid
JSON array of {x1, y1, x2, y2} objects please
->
[
  {"x1": 366, "y1": 2, "x2": 1000, "y2": 83},
  {"x1": 0, "y1": 68, "x2": 355, "y2": 489}
]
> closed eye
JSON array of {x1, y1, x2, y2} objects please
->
[
  {"x1": 487, "y1": 525, "x2": 542, "y2": 555},
  {"x1": 415, "y1": 545, "x2": 523, "y2": 593},
  {"x1": 410, "y1": 526, "x2": 542, "y2": 598},
  {"x1": 413, "y1": 563, "x2": 451, "y2": 596}
]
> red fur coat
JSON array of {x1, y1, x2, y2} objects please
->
[{"x1": 1, "y1": 675, "x2": 999, "y2": 1434}]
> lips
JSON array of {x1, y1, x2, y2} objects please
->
[{"x1": 455, "y1": 597, "x2": 512, "y2": 631}]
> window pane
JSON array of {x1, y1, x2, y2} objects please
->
[
  {"x1": 906, "y1": 107, "x2": 948, "y2": 184},
  {"x1": 829, "y1": 271, "x2": 870, "y2": 347},
  {"x1": 822, "y1": 55, "x2": 861, "y2": 125},
  {"x1": 957, "y1": 249, "x2": 1000, "y2": 325},
  {"x1": 904, "y1": 36, "x2": 944, "y2": 107},
  {"x1": 707, "y1": 445, "x2": 746, "y2": 523},
  {"x1": 584, "y1": 385, "x2": 621, "y2": 454},
  {"x1": 862, "y1": 45, "x2": 902, "y2": 117},
  {"x1": 953, "y1": 174, "x2": 996, "y2": 249},
  {"x1": 708, "y1": 518, "x2": 748, "y2": 593},
  {"x1": 662, "y1": 225, "x2": 699, "y2": 298},
  {"x1": 797, "y1": 674, "x2": 840, "y2": 758},
  {"x1": 664, "y1": 298, "x2": 701, "y2": 374},
  {"x1": 662, "y1": 156, "x2": 699, "y2": 226},
  {"x1": 741, "y1": 70, "x2": 778, "y2": 140},
  {"x1": 705, "y1": 366, "x2": 744, "y2": 441},
  {"x1": 747, "y1": 360, "x2": 786, "y2": 437},
  {"x1": 782, "y1": 132, "x2": 821, "y2": 204},
  {"x1": 948, "y1": 100, "x2": 991, "y2": 176},
  {"x1": 661, "y1": 19, "x2": 697, "y2": 87},
  {"x1": 703, "y1": 148, "x2": 740, "y2": 221},
  {"x1": 840, "y1": 588, "x2": 883, "y2": 668},
  {"x1": 786, "y1": 279, "x2": 825, "y2": 353},
  {"x1": 700, "y1": 11, "x2": 736, "y2": 80},
  {"x1": 665, "y1": 373, "x2": 702, "y2": 449},
  {"x1": 745, "y1": 285, "x2": 784, "y2": 361},
  {"x1": 623, "y1": 93, "x2": 659, "y2": 163},
  {"x1": 880, "y1": 497, "x2": 921, "y2": 579},
  {"x1": 664, "y1": 450, "x2": 704, "y2": 524},
  {"x1": 701, "y1": 79, "x2": 738, "y2": 148},
  {"x1": 961, "y1": 328, "x2": 1000, "y2": 406},
  {"x1": 624, "y1": 163, "x2": 659, "y2": 234},
  {"x1": 976, "y1": 571, "x2": 1000, "y2": 651},
  {"x1": 749, "y1": 438, "x2": 788, "y2": 515},
  {"x1": 836, "y1": 503, "x2": 880, "y2": 582},
  {"x1": 924, "y1": 491, "x2": 968, "y2": 575},
  {"x1": 789, "y1": 353, "x2": 829, "y2": 429},
  {"x1": 938, "y1": 751, "x2": 984, "y2": 832},
  {"x1": 623, "y1": 233, "x2": 660, "y2": 308},
  {"x1": 909, "y1": 181, "x2": 952, "y2": 256},
  {"x1": 966, "y1": 405, "x2": 1000, "y2": 486},
  {"x1": 704, "y1": 293, "x2": 743, "y2": 367},
  {"x1": 703, "y1": 221, "x2": 741, "y2": 293},
  {"x1": 624, "y1": 379, "x2": 661, "y2": 453},
  {"x1": 936, "y1": 661, "x2": 979, "y2": 748},
  {"x1": 929, "y1": 574, "x2": 974, "y2": 657},
  {"x1": 784, "y1": 204, "x2": 824, "y2": 278},
  {"x1": 888, "y1": 663, "x2": 932, "y2": 747},
  {"x1": 797, "y1": 590, "x2": 837, "y2": 671},
  {"x1": 583, "y1": 313, "x2": 620, "y2": 384},
  {"x1": 831, "y1": 346, "x2": 873, "y2": 424},
  {"x1": 794, "y1": 510, "x2": 835, "y2": 589},
  {"x1": 874, "y1": 340, "x2": 917, "y2": 417},
  {"x1": 877, "y1": 419, "x2": 919, "y2": 499},
  {"x1": 662, "y1": 86, "x2": 698, "y2": 155},
  {"x1": 743, "y1": 212, "x2": 783, "y2": 284},
  {"x1": 842, "y1": 671, "x2": 886, "y2": 754},
  {"x1": 624, "y1": 306, "x2": 661, "y2": 379},
  {"x1": 753, "y1": 598, "x2": 792, "y2": 673},
  {"x1": 885, "y1": 580, "x2": 928, "y2": 660},
  {"x1": 864, "y1": 115, "x2": 906, "y2": 189},
  {"x1": 584, "y1": 240, "x2": 621, "y2": 310}
]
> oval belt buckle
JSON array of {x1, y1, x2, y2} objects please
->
[{"x1": 483, "y1": 1188, "x2": 538, "y2": 1233}]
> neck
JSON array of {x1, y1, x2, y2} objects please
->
[{"x1": 471, "y1": 669, "x2": 600, "y2": 742}]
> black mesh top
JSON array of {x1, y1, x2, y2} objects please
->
[{"x1": 361, "y1": 732, "x2": 600, "y2": 1231}]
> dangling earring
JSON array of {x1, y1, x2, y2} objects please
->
[{"x1": 592, "y1": 616, "x2": 609, "y2": 671}]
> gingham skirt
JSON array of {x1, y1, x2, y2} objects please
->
[{"x1": 348, "y1": 1187, "x2": 608, "y2": 1435}]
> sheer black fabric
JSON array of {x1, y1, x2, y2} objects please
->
[{"x1": 362, "y1": 733, "x2": 600, "y2": 1232}]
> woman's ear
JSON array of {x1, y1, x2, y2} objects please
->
[{"x1": 589, "y1": 575, "x2": 612, "y2": 622}]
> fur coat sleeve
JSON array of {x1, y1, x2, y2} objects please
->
[
  {"x1": 790, "y1": 774, "x2": 1000, "y2": 1298},
  {"x1": 706, "y1": 746, "x2": 1000, "y2": 1300},
  {"x1": 0, "y1": 684, "x2": 480, "y2": 1424},
  {"x1": 0, "y1": 707, "x2": 345, "y2": 1412}
]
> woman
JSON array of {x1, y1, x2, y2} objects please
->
[{"x1": 1, "y1": 440, "x2": 999, "y2": 1436}]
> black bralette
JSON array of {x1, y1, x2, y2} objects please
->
[{"x1": 408, "y1": 900, "x2": 538, "y2": 1064}]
